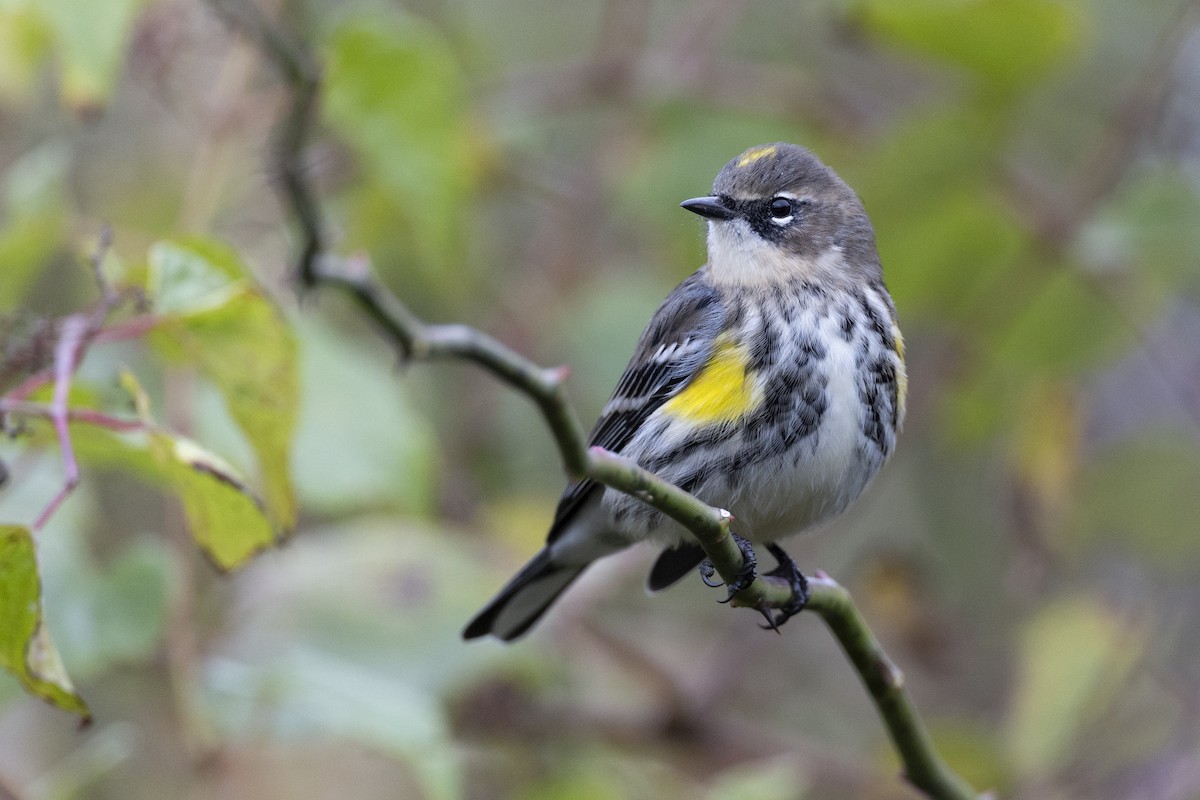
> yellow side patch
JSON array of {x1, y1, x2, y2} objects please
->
[
  {"x1": 662, "y1": 337, "x2": 761, "y2": 425},
  {"x1": 736, "y1": 145, "x2": 778, "y2": 167},
  {"x1": 892, "y1": 322, "x2": 908, "y2": 423}
]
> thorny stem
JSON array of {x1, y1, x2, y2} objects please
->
[{"x1": 207, "y1": 3, "x2": 982, "y2": 797}]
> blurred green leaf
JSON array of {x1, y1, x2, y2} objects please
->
[
  {"x1": 521, "y1": 771, "x2": 624, "y2": 800},
  {"x1": 992, "y1": 270, "x2": 1129, "y2": 372},
  {"x1": 1080, "y1": 166, "x2": 1200, "y2": 291},
  {"x1": 0, "y1": 7, "x2": 52, "y2": 103},
  {"x1": 205, "y1": 650, "x2": 459, "y2": 799},
  {"x1": 853, "y1": 106, "x2": 1002, "y2": 199},
  {"x1": 0, "y1": 524, "x2": 89, "y2": 720},
  {"x1": 41, "y1": 530, "x2": 172, "y2": 679},
  {"x1": 0, "y1": 142, "x2": 71, "y2": 310},
  {"x1": 0, "y1": 447, "x2": 172, "y2": 681},
  {"x1": 37, "y1": 0, "x2": 149, "y2": 112},
  {"x1": 705, "y1": 757, "x2": 808, "y2": 800},
  {"x1": 289, "y1": 318, "x2": 437, "y2": 516},
  {"x1": 72, "y1": 424, "x2": 277, "y2": 570},
  {"x1": 860, "y1": 0, "x2": 1080, "y2": 91},
  {"x1": 946, "y1": 268, "x2": 1132, "y2": 444},
  {"x1": 148, "y1": 239, "x2": 299, "y2": 532},
  {"x1": 1007, "y1": 596, "x2": 1139, "y2": 775},
  {"x1": 197, "y1": 520, "x2": 496, "y2": 800},
  {"x1": 0, "y1": 214, "x2": 62, "y2": 310},
  {"x1": 881, "y1": 188, "x2": 1026, "y2": 320},
  {"x1": 1074, "y1": 432, "x2": 1200, "y2": 564},
  {"x1": 146, "y1": 238, "x2": 247, "y2": 314},
  {"x1": 205, "y1": 518, "x2": 521, "y2": 690},
  {"x1": 148, "y1": 430, "x2": 277, "y2": 570},
  {"x1": 851, "y1": 107, "x2": 1022, "y2": 320},
  {"x1": 90, "y1": 540, "x2": 171, "y2": 662},
  {"x1": 323, "y1": 13, "x2": 477, "y2": 285}
]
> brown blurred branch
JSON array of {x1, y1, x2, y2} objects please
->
[
  {"x1": 1005, "y1": 0, "x2": 1200, "y2": 438},
  {"x1": 1014, "y1": 0, "x2": 1200, "y2": 245},
  {"x1": 207, "y1": 3, "x2": 982, "y2": 798}
]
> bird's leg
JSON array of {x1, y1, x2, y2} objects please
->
[
  {"x1": 758, "y1": 543, "x2": 810, "y2": 629},
  {"x1": 697, "y1": 531, "x2": 758, "y2": 603}
]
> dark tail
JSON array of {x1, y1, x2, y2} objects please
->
[
  {"x1": 463, "y1": 547, "x2": 588, "y2": 641},
  {"x1": 646, "y1": 543, "x2": 706, "y2": 591}
]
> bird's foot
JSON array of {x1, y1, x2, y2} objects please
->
[
  {"x1": 758, "y1": 543, "x2": 810, "y2": 630},
  {"x1": 713, "y1": 532, "x2": 757, "y2": 603}
]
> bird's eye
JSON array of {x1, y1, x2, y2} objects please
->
[{"x1": 769, "y1": 197, "x2": 794, "y2": 219}]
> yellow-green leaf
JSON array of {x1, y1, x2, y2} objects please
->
[
  {"x1": 0, "y1": 7, "x2": 53, "y2": 104},
  {"x1": 323, "y1": 14, "x2": 477, "y2": 282},
  {"x1": 147, "y1": 431, "x2": 278, "y2": 570},
  {"x1": 860, "y1": 0, "x2": 1080, "y2": 91},
  {"x1": 71, "y1": 425, "x2": 278, "y2": 570},
  {"x1": 0, "y1": 524, "x2": 90, "y2": 720},
  {"x1": 706, "y1": 757, "x2": 809, "y2": 800},
  {"x1": 146, "y1": 238, "x2": 246, "y2": 314},
  {"x1": 37, "y1": 0, "x2": 150, "y2": 112},
  {"x1": 148, "y1": 240, "x2": 299, "y2": 532},
  {"x1": 1006, "y1": 596, "x2": 1139, "y2": 775}
]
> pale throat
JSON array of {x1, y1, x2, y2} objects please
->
[{"x1": 705, "y1": 219, "x2": 843, "y2": 287}]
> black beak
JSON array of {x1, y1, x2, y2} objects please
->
[{"x1": 680, "y1": 195, "x2": 735, "y2": 221}]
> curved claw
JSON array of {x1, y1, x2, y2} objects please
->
[
  {"x1": 718, "y1": 533, "x2": 757, "y2": 603},
  {"x1": 698, "y1": 559, "x2": 723, "y2": 588},
  {"x1": 757, "y1": 606, "x2": 781, "y2": 633},
  {"x1": 761, "y1": 543, "x2": 810, "y2": 628}
]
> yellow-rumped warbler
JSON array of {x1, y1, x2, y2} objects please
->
[{"x1": 464, "y1": 143, "x2": 906, "y2": 641}]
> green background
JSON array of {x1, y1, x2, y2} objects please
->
[{"x1": 2, "y1": 0, "x2": 1200, "y2": 798}]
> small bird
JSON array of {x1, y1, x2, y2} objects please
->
[{"x1": 464, "y1": 143, "x2": 906, "y2": 641}]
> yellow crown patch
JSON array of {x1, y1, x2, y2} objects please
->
[{"x1": 736, "y1": 145, "x2": 778, "y2": 168}]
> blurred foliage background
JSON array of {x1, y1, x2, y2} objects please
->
[{"x1": 2, "y1": 0, "x2": 1200, "y2": 798}]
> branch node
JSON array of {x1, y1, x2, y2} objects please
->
[{"x1": 883, "y1": 662, "x2": 906, "y2": 691}]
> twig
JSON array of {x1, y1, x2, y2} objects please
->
[
  {"x1": 805, "y1": 573, "x2": 982, "y2": 799},
  {"x1": 33, "y1": 315, "x2": 89, "y2": 529},
  {"x1": 3, "y1": 230, "x2": 130, "y2": 530},
  {"x1": 208, "y1": 3, "x2": 981, "y2": 797},
  {"x1": 0, "y1": 400, "x2": 147, "y2": 433}
]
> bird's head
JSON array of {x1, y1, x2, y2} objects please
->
[{"x1": 681, "y1": 143, "x2": 881, "y2": 288}]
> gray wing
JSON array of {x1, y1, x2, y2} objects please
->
[{"x1": 548, "y1": 271, "x2": 724, "y2": 542}]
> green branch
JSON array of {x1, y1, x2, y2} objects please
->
[{"x1": 207, "y1": 3, "x2": 982, "y2": 797}]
